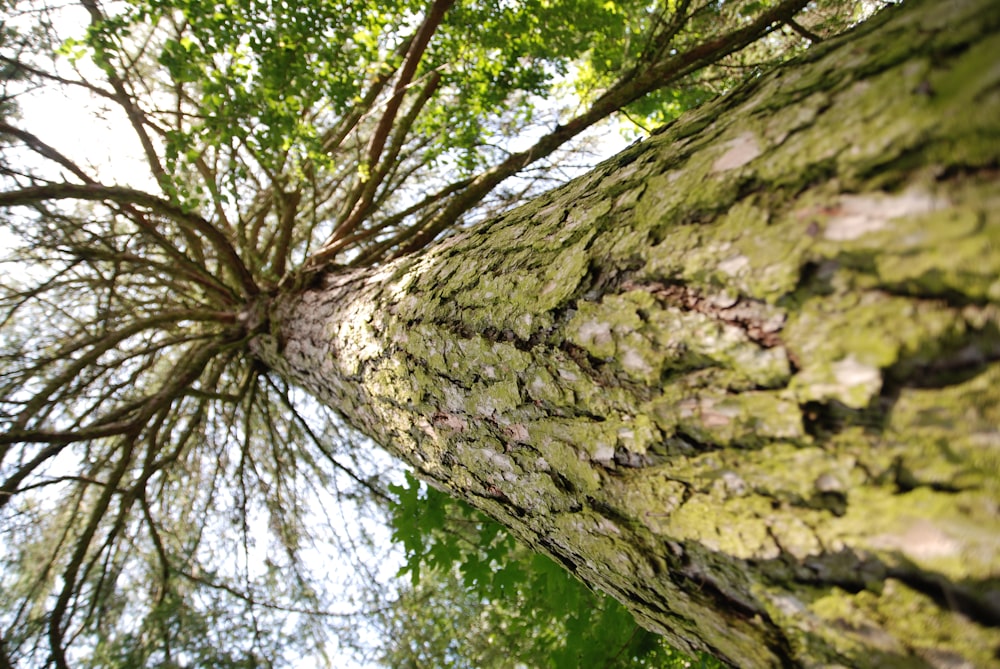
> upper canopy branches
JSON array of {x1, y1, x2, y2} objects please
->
[{"x1": 3, "y1": 0, "x2": 866, "y2": 288}]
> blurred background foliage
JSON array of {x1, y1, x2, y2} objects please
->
[{"x1": 384, "y1": 472, "x2": 723, "y2": 668}]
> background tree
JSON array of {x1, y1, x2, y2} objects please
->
[
  {"x1": 7, "y1": 0, "x2": 986, "y2": 666},
  {"x1": 378, "y1": 473, "x2": 717, "y2": 668}
]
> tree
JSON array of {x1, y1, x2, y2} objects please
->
[
  {"x1": 250, "y1": 0, "x2": 1000, "y2": 665},
  {"x1": 1, "y1": 0, "x2": 869, "y2": 664},
  {"x1": 1, "y1": 0, "x2": 997, "y2": 667}
]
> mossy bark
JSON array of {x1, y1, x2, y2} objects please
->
[{"x1": 253, "y1": 0, "x2": 1000, "y2": 665}]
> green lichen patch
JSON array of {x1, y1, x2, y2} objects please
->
[
  {"x1": 532, "y1": 418, "x2": 621, "y2": 464},
  {"x1": 799, "y1": 587, "x2": 912, "y2": 665},
  {"x1": 824, "y1": 483, "x2": 1000, "y2": 584},
  {"x1": 567, "y1": 293, "x2": 646, "y2": 361},
  {"x1": 366, "y1": 356, "x2": 423, "y2": 405},
  {"x1": 465, "y1": 377, "x2": 522, "y2": 416},
  {"x1": 609, "y1": 469, "x2": 690, "y2": 535},
  {"x1": 452, "y1": 271, "x2": 545, "y2": 329},
  {"x1": 522, "y1": 421, "x2": 603, "y2": 494},
  {"x1": 765, "y1": 515, "x2": 825, "y2": 561},
  {"x1": 452, "y1": 335, "x2": 532, "y2": 376},
  {"x1": 543, "y1": 512, "x2": 643, "y2": 595},
  {"x1": 868, "y1": 190, "x2": 1000, "y2": 302},
  {"x1": 785, "y1": 291, "x2": 968, "y2": 408},
  {"x1": 399, "y1": 323, "x2": 453, "y2": 376},
  {"x1": 567, "y1": 289, "x2": 792, "y2": 390},
  {"x1": 810, "y1": 580, "x2": 1000, "y2": 669},
  {"x1": 886, "y1": 362, "x2": 1000, "y2": 488},
  {"x1": 639, "y1": 196, "x2": 814, "y2": 304},
  {"x1": 776, "y1": 171, "x2": 1000, "y2": 304},
  {"x1": 614, "y1": 414, "x2": 659, "y2": 456},
  {"x1": 633, "y1": 163, "x2": 745, "y2": 240},
  {"x1": 648, "y1": 391, "x2": 804, "y2": 449},
  {"x1": 523, "y1": 364, "x2": 576, "y2": 407},
  {"x1": 926, "y1": 30, "x2": 1000, "y2": 152},
  {"x1": 870, "y1": 580, "x2": 1000, "y2": 669},
  {"x1": 522, "y1": 352, "x2": 639, "y2": 418},
  {"x1": 401, "y1": 324, "x2": 533, "y2": 389},
  {"x1": 662, "y1": 494, "x2": 778, "y2": 560}
]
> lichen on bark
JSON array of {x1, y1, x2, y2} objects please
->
[{"x1": 253, "y1": 0, "x2": 1000, "y2": 665}]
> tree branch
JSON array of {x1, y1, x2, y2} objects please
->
[
  {"x1": 0, "y1": 183, "x2": 258, "y2": 296},
  {"x1": 329, "y1": 0, "x2": 455, "y2": 240},
  {"x1": 330, "y1": 70, "x2": 444, "y2": 246},
  {"x1": 786, "y1": 17, "x2": 823, "y2": 43},
  {"x1": 0, "y1": 121, "x2": 95, "y2": 184},
  {"x1": 393, "y1": 0, "x2": 811, "y2": 257},
  {"x1": 79, "y1": 0, "x2": 170, "y2": 191}
]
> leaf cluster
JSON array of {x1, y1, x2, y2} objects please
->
[{"x1": 385, "y1": 473, "x2": 723, "y2": 669}]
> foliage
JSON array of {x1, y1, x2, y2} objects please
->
[
  {"x1": 0, "y1": 0, "x2": 874, "y2": 665},
  {"x1": 386, "y1": 473, "x2": 722, "y2": 669}
]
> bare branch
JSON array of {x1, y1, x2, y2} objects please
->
[
  {"x1": 0, "y1": 183, "x2": 258, "y2": 296},
  {"x1": 0, "y1": 121, "x2": 95, "y2": 183},
  {"x1": 786, "y1": 17, "x2": 823, "y2": 43},
  {"x1": 265, "y1": 375, "x2": 391, "y2": 504},
  {"x1": 391, "y1": 0, "x2": 811, "y2": 257},
  {"x1": 79, "y1": 0, "x2": 170, "y2": 191},
  {"x1": 332, "y1": 70, "x2": 443, "y2": 245}
]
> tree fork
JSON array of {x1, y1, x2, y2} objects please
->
[{"x1": 253, "y1": 0, "x2": 1000, "y2": 665}]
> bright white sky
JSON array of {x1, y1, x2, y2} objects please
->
[{"x1": 19, "y1": 87, "x2": 147, "y2": 184}]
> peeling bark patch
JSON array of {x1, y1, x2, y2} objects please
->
[
  {"x1": 574, "y1": 318, "x2": 614, "y2": 356},
  {"x1": 717, "y1": 253, "x2": 751, "y2": 277},
  {"x1": 831, "y1": 356, "x2": 882, "y2": 404},
  {"x1": 870, "y1": 519, "x2": 960, "y2": 560},
  {"x1": 712, "y1": 132, "x2": 762, "y2": 172},
  {"x1": 431, "y1": 411, "x2": 468, "y2": 433},
  {"x1": 622, "y1": 280, "x2": 786, "y2": 347},
  {"x1": 504, "y1": 422, "x2": 530, "y2": 443},
  {"x1": 817, "y1": 190, "x2": 945, "y2": 241}
]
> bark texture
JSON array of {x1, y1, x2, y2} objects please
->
[{"x1": 253, "y1": 0, "x2": 1000, "y2": 665}]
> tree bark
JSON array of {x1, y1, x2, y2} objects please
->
[{"x1": 253, "y1": 0, "x2": 1000, "y2": 665}]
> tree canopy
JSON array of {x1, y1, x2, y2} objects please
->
[{"x1": 0, "y1": 0, "x2": 873, "y2": 665}]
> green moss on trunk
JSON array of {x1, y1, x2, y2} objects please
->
[{"x1": 254, "y1": 0, "x2": 1000, "y2": 665}]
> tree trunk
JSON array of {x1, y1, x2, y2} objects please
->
[{"x1": 253, "y1": 0, "x2": 1000, "y2": 665}]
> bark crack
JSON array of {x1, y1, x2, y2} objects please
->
[
  {"x1": 886, "y1": 564, "x2": 1000, "y2": 629},
  {"x1": 621, "y1": 279, "x2": 787, "y2": 348}
]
